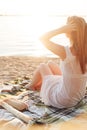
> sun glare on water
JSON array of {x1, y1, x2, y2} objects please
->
[{"x1": 0, "y1": 0, "x2": 87, "y2": 57}]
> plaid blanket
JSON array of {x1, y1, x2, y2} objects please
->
[
  {"x1": 0, "y1": 77, "x2": 87, "y2": 125},
  {"x1": 17, "y1": 90, "x2": 87, "y2": 124}
]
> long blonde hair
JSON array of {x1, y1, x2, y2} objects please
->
[{"x1": 67, "y1": 16, "x2": 87, "y2": 74}]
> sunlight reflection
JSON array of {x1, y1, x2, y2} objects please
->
[{"x1": 0, "y1": 0, "x2": 87, "y2": 57}]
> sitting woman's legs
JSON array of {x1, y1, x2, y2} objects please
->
[
  {"x1": 47, "y1": 61, "x2": 62, "y2": 75},
  {"x1": 26, "y1": 61, "x2": 62, "y2": 91},
  {"x1": 26, "y1": 63, "x2": 53, "y2": 90}
]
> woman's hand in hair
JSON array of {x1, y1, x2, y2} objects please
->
[{"x1": 60, "y1": 24, "x2": 76, "y2": 34}]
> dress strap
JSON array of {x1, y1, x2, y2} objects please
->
[{"x1": 64, "y1": 46, "x2": 73, "y2": 57}]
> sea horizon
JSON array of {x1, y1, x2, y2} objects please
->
[{"x1": 0, "y1": 15, "x2": 87, "y2": 57}]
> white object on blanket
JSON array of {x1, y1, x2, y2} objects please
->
[
  {"x1": 1, "y1": 101, "x2": 32, "y2": 124},
  {"x1": 0, "y1": 84, "x2": 20, "y2": 93}
]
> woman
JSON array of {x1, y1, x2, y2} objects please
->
[
  {"x1": 26, "y1": 16, "x2": 87, "y2": 108},
  {"x1": 1, "y1": 16, "x2": 87, "y2": 109}
]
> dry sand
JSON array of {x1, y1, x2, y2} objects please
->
[{"x1": 0, "y1": 56, "x2": 59, "y2": 84}]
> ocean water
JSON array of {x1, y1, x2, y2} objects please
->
[{"x1": 0, "y1": 15, "x2": 86, "y2": 57}]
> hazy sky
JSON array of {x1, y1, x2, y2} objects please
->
[{"x1": 0, "y1": 0, "x2": 87, "y2": 15}]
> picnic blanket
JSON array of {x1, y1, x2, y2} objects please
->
[{"x1": 0, "y1": 77, "x2": 87, "y2": 129}]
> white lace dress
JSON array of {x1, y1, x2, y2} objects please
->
[{"x1": 40, "y1": 46, "x2": 87, "y2": 108}]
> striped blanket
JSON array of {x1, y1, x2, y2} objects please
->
[
  {"x1": 17, "y1": 90, "x2": 87, "y2": 124},
  {"x1": 0, "y1": 85, "x2": 87, "y2": 125}
]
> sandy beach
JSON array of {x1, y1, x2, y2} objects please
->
[
  {"x1": 0, "y1": 56, "x2": 58, "y2": 84},
  {"x1": 0, "y1": 56, "x2": 87, "y2": 130}
]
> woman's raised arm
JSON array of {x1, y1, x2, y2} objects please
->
[{"x1": 39, "y1": 24, "x2": 76, "y2": 59}]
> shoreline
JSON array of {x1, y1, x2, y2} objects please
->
[{"x1": 0, "y1": 56, "x2": 59, "y2": 84}]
